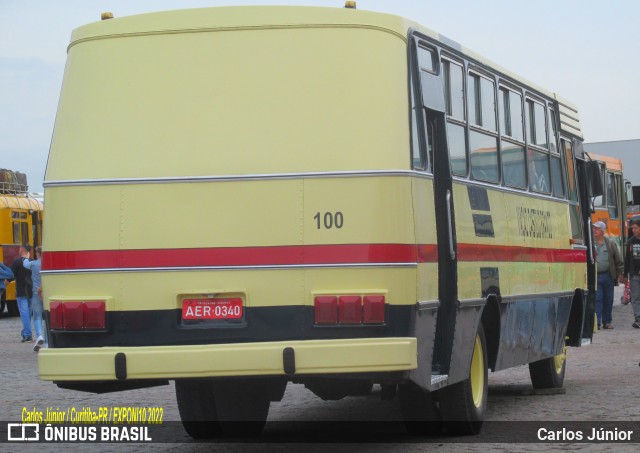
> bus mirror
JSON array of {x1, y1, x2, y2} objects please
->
[
  {"x1": 625, "y1": 180, "x2": 634, "y2": 205},
  {"x1": 586, "y1": 161, "x2": 603, "y2": 198}
]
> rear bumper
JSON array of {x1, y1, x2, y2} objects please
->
[{"x1": 38, "y1": 337, "x2": 417, "y2": 381}]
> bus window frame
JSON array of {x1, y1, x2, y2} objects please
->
[
  {"x1": 547, "y1": 107, "x2": 565, "y2": 198},
  {"x1": 592, "y1": 163, "x2": 607, "y2": 208},
  {"x1": 607, "y1": 172, "x2": 619, "y2": 220},
  {"x1": 525, "y1": 96, "x2": 552, "y2": 194},
  {"x1": 498, "y1": 82, "x2": 527, "y2": 189},
  {"x1": 467, "y1": 68, "x2": 500, "y2": 184},
  {"x1": 562, "y1": 137, "x2": 584, "y2": 242},
  {"x1": 410, "y1": 39, "x2": 442, "y2": 174},
  {"x1": 413, "y1": 36, "x2": 572, "y2": 206},
  {"x1": 441, "y1": 53, "x2": 468, "y2": 178}
]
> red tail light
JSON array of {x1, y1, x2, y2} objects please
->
[
  {"x1": 363, "y1": 295, "x2": 385, "y2": 324},
  {"x1": 83, "y1": 302, "x2": 106, "y2": 329},
  {"x1": 314, "y1": 296, "x2": 338, "y2": 324},
  {"x1": 49, "y1": 301, "x2": 106, "y2": 330},
  {"x1": 49, "y1": 302, "x2": 63, "y2": 329},
  {"x1": 63, "y1": 302, "x2": 84, "y2": 329},
  {"x1": 339, "y1": 295, "x2": 362, "y2": 324},
  {"x1": 314, "y1": 294, "x2": 385, "y2": 325}
]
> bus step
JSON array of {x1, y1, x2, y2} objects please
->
[{"x1": 430, "y1": 374, "x2": 448, "y2": 386}]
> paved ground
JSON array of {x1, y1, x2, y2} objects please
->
[{"x1": 0, "y1": 286, "x2": 638, "y2": 452}]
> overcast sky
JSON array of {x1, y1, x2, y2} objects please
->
[{"x1": 1, "y1": 0, "x2": 638, "y2": 192}]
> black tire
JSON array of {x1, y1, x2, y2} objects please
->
[
  {"x1": 212, "y1": 380, "x2": 270, "y2": 437},
  {"x1": 7, "y1": 299, "x2": 19, "y2": 317},
  {"x1": 439, "y1": 323, "x2": 488, "y2": 435},
  {"x1": 529, "y1": 339, "x2": 567, "y2": 389},
  {"x1": 0, "y1": 290, "x2": 6, "y2": 315},
  {"x1": 175, "y1": 380, "x2": 223, "y2": 439},
  {"x1": 399, "y1": 382, "x2": 442, "y2": 435}
]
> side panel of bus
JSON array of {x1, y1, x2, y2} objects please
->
[
  {"x1": 452, "y1": 182, "x2": 578, "y2": 372},
  {"x1": 409, "y1": 30, "x2": 589, "y2": 389}
]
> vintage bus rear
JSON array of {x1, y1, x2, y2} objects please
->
[
  {"x1": 40, "y1": 6, "x2": 430, "y2": 435},
  {"x1": 40, "y1": 5, "x2": 594, "y2": 437}
]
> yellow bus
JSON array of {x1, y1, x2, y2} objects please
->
[
  {"x1": 586, "y1": 153, "x2": 628, "y2": 254},
  {"x1": 39, "y1": 4, "x2": 601, "y2": 436},
  {"x1": 0, "y1": 169, "x2": 43, "y2": 315}
]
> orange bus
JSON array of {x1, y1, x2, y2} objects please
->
[{"x1": 587, "y1": 153, "x2": 627, "y2": 255}]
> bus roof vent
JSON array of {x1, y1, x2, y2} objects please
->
[
  {"x1": 344, "y1": 1, "x2": 357, "y2": 8},
  {"x1": 555, "y1": 95, "x2": 583, "y2": 139},
  {"x1": 101, "y1": 12, "x2": 114, "y2": 20}
]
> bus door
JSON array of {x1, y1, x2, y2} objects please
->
[
  {"x1": 573, "y1": 140, "x2": 599, "y2": 343},
  {"x1": 412, "y1": 36, "x2": 459, "y2": 381}
]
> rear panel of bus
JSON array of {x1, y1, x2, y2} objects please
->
[{"x1": 40, "y1": 8, "x2": 434, "y2": 382}]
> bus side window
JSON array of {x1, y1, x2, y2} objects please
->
[
  {"x1": 499, "y1": 86, "x2": 526, "y2": 188},
  {"x1": 448, "y1": 123, "x2": 467, "y2": 177},
  {"x1": 411, "y1": 105, "x2": 434, "y2": 172},
  {"x1": 411, "y1": 44, "x2": 439, "y2": 172},
  {"x1": 563, "y1": 139, "x2": 583, "y2": 241},
  {"x1": 526, "y1": 99, "x2": 550, "y2": 193},
  {"x1": 410, "y1": 83, "x2": 426, "y2": 171},
  {"x1": 442, "y1": 58, "x2": 467, "y2": 177},
  {"x1": 13, "y1": 221, "x2": 21, "y2": 244},
  {"x1": 21, "y1": 222, "x2": 29, "y2": 244},
  {"x1": 426, "y1": 116, "x2": 435, "y2": 168},
  {"x1": 468, "y1": 72, "x2": 499, "y2": 183},
  {"x1": 548, "y1": 108, "x2": 565, "y2": 198}
]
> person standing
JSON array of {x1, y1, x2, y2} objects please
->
[
  {"x1": 0, "y1": 262, "x2": 14, "y2": 311},
  {"x1": 11, "y1": 245, "x2": 33, "y2": 342},
  {"x1": 592, "y1": 221, "x2": 624, "y2": 330},
  {"x1": 25, "y1": 246, "x2": 44, "y2": 351},
  {"x1": 624, "y1": 218, "x2": 640, "y2": 329}
]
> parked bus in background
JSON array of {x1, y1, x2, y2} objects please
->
[
  {"x1": 0, "y1": 169, "x2": 44, "y2": 315},
  {"x1": 587, "y1": 153, "x2": 629, "y2": 255},
  {"x1": 39, "y1": 4, "x2": 601, "y2": 437}
]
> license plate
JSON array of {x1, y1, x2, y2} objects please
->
[{"x1": 182, "y1": 298, "x2": 243, "y2": 320}]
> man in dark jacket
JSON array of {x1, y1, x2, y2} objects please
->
[
  {"x1": 625, "y1": 219, "x2": 640, "y2": 329},
  {"x1": 11, "y1": 245, "x2": 32, "y2": 342}
]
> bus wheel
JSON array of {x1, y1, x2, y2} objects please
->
[
  {"x1": 399, "y1": 382, "x2": 442, "y2": 435},
  {"x1": 439, "y1": 323, "x2": 488, "y2": 435},
  {"x1": 212, "y1": 380, "x2": 270, "y2": 437},
  {"x1": 529, "y1": 338, "x2": 567, "y2": 389},
  {"x1": 175, "y1": 380, "x2": 223, "y2": 439},
  {"x1": 0, "y1": 291, "x2": 5, "y2": 314}
]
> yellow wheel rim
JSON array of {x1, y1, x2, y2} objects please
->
[
  {"x1": 553, "y1": 338, "x2": 567, "y2": 375},
  {"x1": 470, "y1": 334, "x2": 485, "y2": 408}
]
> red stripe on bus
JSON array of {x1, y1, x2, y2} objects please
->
[
  {"x1": 41, "y1": 243, "x2": 584, "y2": 271},
  {"x1": 457, "y1": 244, "x2": 586, "y2": 263},
  {"x1": 42, "y1": 244, "x2": 435, "y2": 271}
]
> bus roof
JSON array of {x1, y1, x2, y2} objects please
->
[
  {"x1": 586, "y1": 153, "x2": 623, "y2": 172},
  {"x1": 0, "y1": 194, "x2": 43, "y2": 211},
  {"x1": 70, "y1": 6, "x2": 581, "y2": 137}
]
